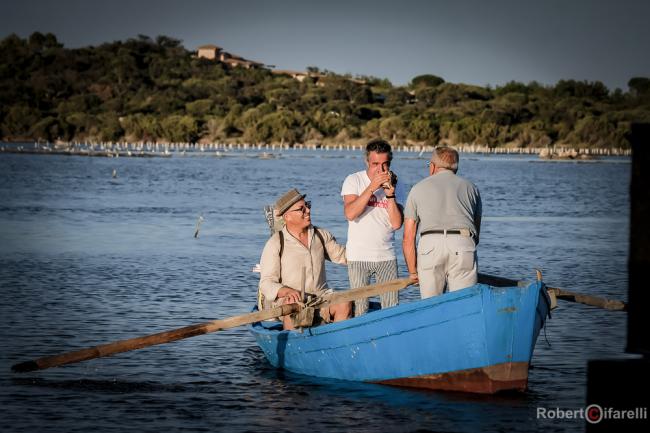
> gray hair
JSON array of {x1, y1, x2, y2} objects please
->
[{"x1": 431, "y1": 147, "x2": 459, "y2": 172}]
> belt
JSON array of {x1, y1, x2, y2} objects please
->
[{"x1": 421, "y1": 229, "x2": 470, "y2": 236}]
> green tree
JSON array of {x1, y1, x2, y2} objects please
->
[
  {"x1": 628, "y1": 77, "x2": 650, "y2": 96},
  {"x1": 0, "y1": 32, "x2": 646, "y2": 149},
  {"x1": 97, "y1": 113, "x2": 124, "y2": 142},
  {"x1": 410, "y1": 74, "x2": 445, "y2": 88},
  {"x1": 30, "y1": 116, "x2": 60, "y2": 141},
  {"x1": 1, "y1": 105, "x2": 40, "y2": 137},
  {"x1": 185, "y1": 99, "x2": 214, "y2": 117},
  {"x1": 554, "y1": 80, "x2": 609, "y2": 100},
  {"x1": 161, "y1": 115, "x2": 199, "y2": 142},
  {"x1": 312, "y1": 110, "x2": 346, "y2": 137},
  {"x1": 379, "y1": 116, "x2": 405, "y2": 140},
  {"x1": 408, "y1": 116, "x2": 440, "y2": 143}
]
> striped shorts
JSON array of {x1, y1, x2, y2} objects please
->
[{"x1": 348, "y1": 259, "x2": 399, "y2": 317}]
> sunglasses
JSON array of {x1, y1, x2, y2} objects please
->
[{"x1": 288, "y1": 201, "x2": 311, "y2": 214}]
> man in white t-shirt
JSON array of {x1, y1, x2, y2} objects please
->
[{"x1": 341, "y1": 139, "x2": 405, "y2": 316}]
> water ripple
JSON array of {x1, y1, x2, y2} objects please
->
[{"x1": 0, "y1": 152, "x2": 631, "y2": 433}]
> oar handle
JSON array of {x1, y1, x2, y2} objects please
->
[
  {"x1": 478, "y1": 272, "x2": 627, "y2": 311},
  {"x1": 548, "y1": 287, "x2": 627, "y2": 311}
]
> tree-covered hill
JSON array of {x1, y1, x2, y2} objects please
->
[{"x1": 1, "y1": 32, "x2": 649, "y2": 148}]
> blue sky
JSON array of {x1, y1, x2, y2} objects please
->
[{"x1": 2, "y1": 0, "x2": 649, "y2": 91}]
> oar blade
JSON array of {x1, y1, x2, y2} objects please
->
[{"x1": 11, "y1": 360, "x2": 39, "y2": 373}]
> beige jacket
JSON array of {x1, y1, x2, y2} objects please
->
[{"x1": 258, "y1": 226, "x2": 346, "y2": 307}]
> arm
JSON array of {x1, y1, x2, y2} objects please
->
[
  {"x1": 402, "y1": 217, "x2": 419, "y2": 283},
  {"x1": 386, "y1": 199, "x2": 403, "y2": 230},
  {"x1": 383, "y1": 181, "x2": 403, "y2": 230},
  {"x1": 473, "y1": 188, "x2": 482, "y2": 245},
  {"x1": 259, "y1": 236, "x2": 301, "y2": 303},
  {"x1": 343, "y1": 193, "x2": 368, "y2": 221},
  {"x1": 343, "y1": 171, "x2": 392, "y2": 221},
  {"x1": 474, "y1": 191, "x2": 483, "y2": 245},
  {"x1": 320, "y1": 228, "x2": 347, "y2": 265}
]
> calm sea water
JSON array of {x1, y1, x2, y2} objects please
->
[{"x1": 0, "y1": 148, "x2": 632, "y2": 432}]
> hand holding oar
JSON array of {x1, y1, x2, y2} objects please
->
[{"x1": 11, "y1": 278, "x2": 413, "y2": 374}]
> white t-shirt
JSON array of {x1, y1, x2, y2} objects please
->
[{"x1": 340, "y1": 170, "x2": 406, "y2": 261}]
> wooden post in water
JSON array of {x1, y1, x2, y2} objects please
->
[{"x1": 626, "y1": 123, "x2": 649, "y2": 354}]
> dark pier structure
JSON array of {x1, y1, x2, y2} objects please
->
[{"x1": 587, "y1": 123, "x2": 650, "y2": 432}]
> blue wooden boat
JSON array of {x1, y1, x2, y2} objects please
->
[{"x1": 250, "y1": 278, "x2": 552, "y2": 394}]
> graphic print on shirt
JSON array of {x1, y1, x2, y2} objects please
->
[{"x1": 367, "y1": 194, "x2": 388, "y2": 209}]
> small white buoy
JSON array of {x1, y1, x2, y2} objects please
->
[{"x1": 112, "y1": 169, "x2": 117, "y2": 178}]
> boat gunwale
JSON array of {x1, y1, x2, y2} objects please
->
[{"x1": 250, "y1": 281, "x2": 544, "y2": 340}]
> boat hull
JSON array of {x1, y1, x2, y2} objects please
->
[
  {"x1": 250, "y1": 281, "x2": 550, "y2": 394},
  {"x1": 376, "y1": 361, "x2": 529, "y2": 394}
]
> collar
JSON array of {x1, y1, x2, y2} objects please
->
[{"x1": 283, "y1": 225, "x2": 313, "y2": 247}]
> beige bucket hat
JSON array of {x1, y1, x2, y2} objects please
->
[{"x1": 275, "y1": 188, "x2": 306, "y2": 216}]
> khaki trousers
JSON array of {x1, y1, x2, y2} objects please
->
[{"x1": 417, "y1": 233, "x2": 478, "y2": 298}]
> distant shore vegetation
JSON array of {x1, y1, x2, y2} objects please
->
[{"x1": 1, "y1": 32, "x2": 649, "y2": 149}]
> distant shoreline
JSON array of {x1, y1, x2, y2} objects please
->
[{"x1": 0, "y1": 140, "x2": 632, "y2": 158}]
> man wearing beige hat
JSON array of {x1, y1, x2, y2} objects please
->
[{"x1": 258, "y1": 188, "x2": 351, "y2": 329}]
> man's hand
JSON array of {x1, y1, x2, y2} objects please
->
[
  {"x1": 383, "y1": 175, "x2": 396, "y2": 196},
  {"x1": 408, "y1": 272, "x2": 419, "y2": 284},
  {"x1": 368, "y1": 170, "x2": 392, "y2": 193},
  {"x1": 277, "y1": 286, "x2": 303, "y2": 304}
]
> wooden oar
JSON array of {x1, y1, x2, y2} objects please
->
[
  {"x1": 547, "y1": 287, "x2": 626, "y2": 311},
  {"x1": 323, "y1": 277, "x2": 412, "y2": 305},
  {"x1": 478, "y1": 273, "x2": 627, "y2": 311},
  {"x1": 11, "y1": 278, "x2": 413, "y2": 374},
  {"x1": 11, "y1": 303, "x2": 300, "y2": 373}
]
